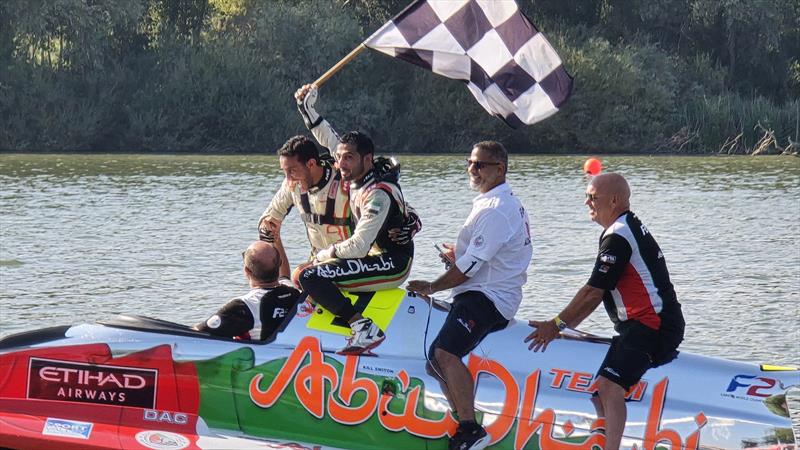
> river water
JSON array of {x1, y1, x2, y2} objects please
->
[{"x1": 1, "y1": 154, "x2": 798, "y2": 366}]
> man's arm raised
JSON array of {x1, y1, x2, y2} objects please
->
[{"x1": 295, "y1": 84, "x2": 340, "y2": 155}]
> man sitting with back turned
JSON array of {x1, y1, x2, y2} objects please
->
[
  {"x1": 525, "y1": 173, "x2": 685, "y2": 450},
  {"x1": 407, "y1": 141, "x2": 532, "y2": 450},
  {"x1": 195, "y1": 240, "x2": 300, "y2": 342},
  {"x1": 294, "y1": 84, "x2": 415, "y2": 356}
]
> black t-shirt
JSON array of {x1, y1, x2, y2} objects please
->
[
  {"x1": 198, "y1": 282, "x2": 300, "y2": 341},
  {"x1": 587, "y1": 211, "x2": 682, "y2": 332}
]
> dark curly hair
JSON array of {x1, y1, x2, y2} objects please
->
[
  {"x1": 340, "y1": 131, "x2": 374, "y2": 157},
  {"x1": 277, "y1": 135, "x2": 319, "y2": 164}
]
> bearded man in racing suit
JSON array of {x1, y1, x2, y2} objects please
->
[
  {"x1": 293, "y1": 84, "x2": 414, "y2": 355},
  {"x1": 258, "y1": 90, "x2": 420, "y2": 278}
]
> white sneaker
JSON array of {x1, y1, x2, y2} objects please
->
[{"x1": 337, "y1": 318, "x2": 386, "y2": 355}]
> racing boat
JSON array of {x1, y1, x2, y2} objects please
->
[{"x1": 1, "y1": 288, "x2": 798, "y2": 450}]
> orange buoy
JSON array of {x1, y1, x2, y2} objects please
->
[{"x1": 583, "y1": 158, "x2": 602, "y2": 175}]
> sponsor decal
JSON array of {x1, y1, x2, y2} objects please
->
[
  {"x1": 599, "y1": 253, "x2": 616, "y2": 264},
  {"x1": 549, "y1": 368, "x2": 647, "y2": 401},
  {"x1": 248, "y1": 336, "x2": 708, "y2": 449},
  {"x1": 28, "y1": 357, "x2": 157, "y2": 408},
  {"x1": 135, "y1": 430, "x2": 190, "y2": 450},
  {"x1": 42, "y1": 418, "x2": 93, "y2": 440},
  {"x1": 473, "y1": 235, "x2": 485, "y2": 249},
  {"x1": 521, "y1": 207, "x2": 532, "y2": 245},
  {"x1": 272, "y1": 307, "x2": 288, "y2": 319},
  {"x1": 143, "y1": 409, "x2": 189, "y2": 425},
  {"x1": 358, "y1": 363, "x2": 396, "y2": 377},
  {"x1": 598, "y1": 265, "x2": 610, "y2": 273},
  {"x1": 206, "y1": 315, "x2": 221, "y2": 329},
  {"x1": 314, "y1": 256, "x2": 395, "y2": 279},
  {"x1": 457, "y1": 317, "x2": 476, "y2": 333},
  {"x1": 296, "y1": 301, "x2": 314, "y2": 318},
  {"x1": 723, "y1": 374, "x2": 784, "y2": 400}
]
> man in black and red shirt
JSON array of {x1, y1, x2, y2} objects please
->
[
  {"x1": 525, "y1": 173, "x2": 684, "y2": 450},
  {"x1": 195, "y1": 241, "x2": 301, "y2": 342}
]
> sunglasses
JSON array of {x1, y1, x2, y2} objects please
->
[{"x1": 465, "y1": 159, "x2": 501, "y2": 170}]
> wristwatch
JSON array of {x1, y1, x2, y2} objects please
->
[{"x1": 553, "y1": 315, "x2": 567, "y2": 331}]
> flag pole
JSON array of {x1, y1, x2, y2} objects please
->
[
  {"x1": 312, "y1": 0, "x2": 422, "y2": 88},
  {"x1": 313, "y1": 43, "x2": 367, "y2": 88}
]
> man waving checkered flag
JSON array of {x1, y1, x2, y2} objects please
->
[{"x1": 364, "y1": 0, "x2": 573, "y2": 128}]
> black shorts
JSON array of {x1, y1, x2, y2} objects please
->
[
  {"x1": 598, "y1": 320, "x2": 683, "y2": 390},
  {"x1": 430, "y1": 291, "x2": 509, "y2": 359}
]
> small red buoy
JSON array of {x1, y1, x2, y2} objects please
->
[{"x1": 583, "y1": 158, "x2": 602, "y2": 175}]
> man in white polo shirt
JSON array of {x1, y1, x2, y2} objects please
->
[{"x1": 407, "y1": 140, "x2": 532, "y2": 450}]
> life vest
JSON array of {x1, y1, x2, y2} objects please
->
[
  {"x1": 298, "y1": 168, "x2": 352, "y2": 227},
  {"x1": 289, "y1": 161, "x2": 352, "y2": 253},
  {"x1": 354, "y1": 158, "x2": 411, "y2": 254}
]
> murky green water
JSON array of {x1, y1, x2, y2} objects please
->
[{"x1": 1, "y1": 154, "x2": 798, "y2": 365}]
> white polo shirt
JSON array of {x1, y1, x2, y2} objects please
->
[{"x1": 452, "y1": 182, "x2": 532, "y2": 319}]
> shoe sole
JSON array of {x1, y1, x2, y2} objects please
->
[
  {"x1": 466, "y1": 434, "x2": 491, "y2": 450},
  {"x1": 336, "y1": 335, "x2": 386, "y2": 356}
]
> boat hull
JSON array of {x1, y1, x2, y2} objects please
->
[{"x1": 1, "y1": 289, "x2": 797, "y2": 449}]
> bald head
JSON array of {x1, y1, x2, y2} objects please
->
[
  {"x1": 585, "y1": 173, "x2": 632, "y2": 227},
  {"x1": 591, "y1": 173, "x2": 630, "y2": 207},
  {"x1": 243, "y1": 241, "x2": 281, "y2": 283}
]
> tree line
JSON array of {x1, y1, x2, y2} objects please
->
[{"x1": 1, "y1": 0, "x2": 798, "y2": 154}]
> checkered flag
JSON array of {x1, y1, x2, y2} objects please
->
[{"x1": 364, "y1": 0, "x2": 573, "y2": 128}]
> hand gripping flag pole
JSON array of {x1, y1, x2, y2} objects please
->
[{"x1": 314, "y1": 0, "x2": 573, "y2": 128}]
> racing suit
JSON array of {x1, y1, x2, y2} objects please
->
[{"x1": 298, "y1": 127, "x2": 414, "y2": 321}]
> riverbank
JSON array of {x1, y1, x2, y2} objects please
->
[{"x1": 2, "y1": 1, "x2": 798, "y2": 154}]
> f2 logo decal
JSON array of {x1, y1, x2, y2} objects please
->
[{"x1": 726, "y1": 375, "x2": 781, "y2": 397}]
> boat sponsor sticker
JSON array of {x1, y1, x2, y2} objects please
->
[
  {"x1": 723, "y1": 374, "x2": 785, "y2": 400},
  {"x1": 248, "y1": 336, "x2": 708, "y2": 449},
  {"x1": 143, "y1": 409, "x2": 189, "y2": 425},
  {"x1": 27, "y1": 357, "x2": 157, "y2": 408},
  {"x1": 549, "y1": 368, "x2": 647, "y2": 401},
  {"x1": 135, "y1": 430, "x2": 190, "y2": 450},
  {"x1": 295, "y1": 301, "x2": 314, "y2": 318},
  {"x1": 42, "y1": 417, "x2": 93, "y2": 439},
  {"x1": 357, "y1": 362, "x2": 396, "y2": 378}
]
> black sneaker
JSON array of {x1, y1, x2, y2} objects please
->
[{"x1": 449, "y1": 424, "x2": 490, "y2": 450}]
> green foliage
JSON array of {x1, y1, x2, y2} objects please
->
[
  {"x1": 555, "y1": 37, "x2": 680, "y2": 152},
  {"x1": 679, "y1": 94, "x2": 799, "y2": 154},
  {"x1": 0, "y1": 0, "x2": 798, "y2": 153}
]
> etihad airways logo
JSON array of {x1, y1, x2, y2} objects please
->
[{"x1": 27, "y1": 358, "x2": 157, "y2": 408}]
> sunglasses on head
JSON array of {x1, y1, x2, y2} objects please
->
[{"x1": 465, "y1": 159, "x2": 501, "y2": 170}]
